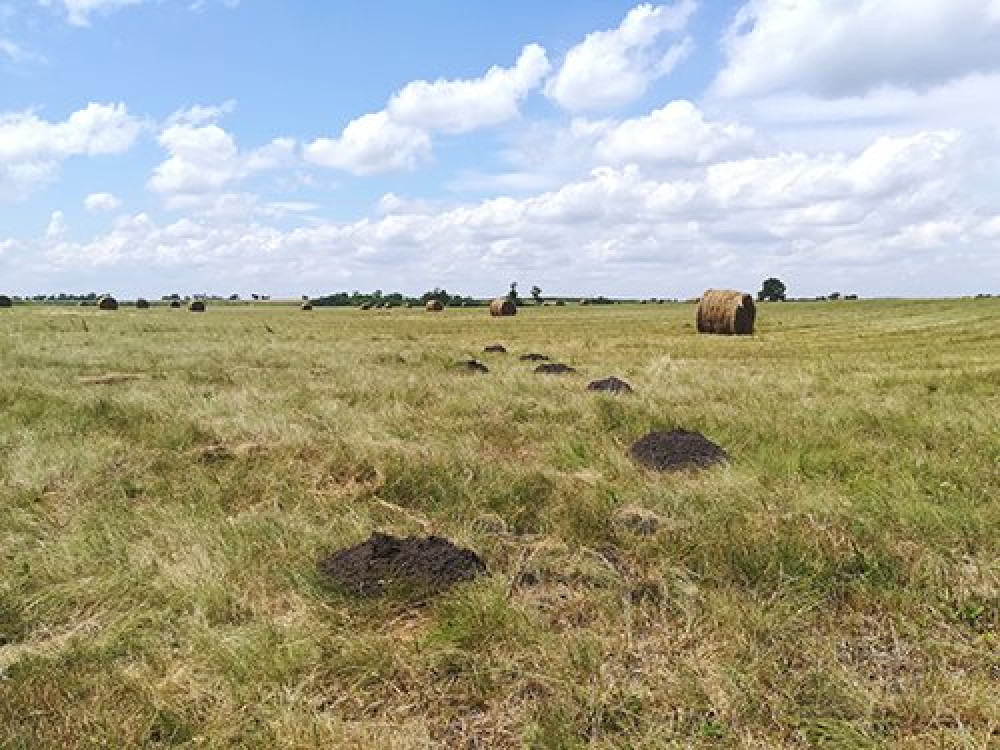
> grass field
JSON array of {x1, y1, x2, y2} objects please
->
[{"x1": 1, "y1": 299, "x2": 998, "y2": 748}]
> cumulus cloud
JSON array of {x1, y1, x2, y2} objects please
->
[
  {"x1": 84, "y1": 192, "x2": 121, "y2": 211},
  {"x1": 306, "y1": 44, "x2": 550, "y2": 174},
  {"x1": 30, "y1": 128, "x2": 992, "y2": 297},
  {"x1": 149, "y1": 122, "x2": 295, "y2": 196},
  {"x1": 388, "y1": 44, "x2": 551, "y2": 133},
  {"x1": 0, "y1": 102, "x2": 141, "y2": 200},
  {"x1": 715, "y1": 0, "x2": 1000, "y2": 98},
  {"x1": 45, "y1": 210, "x2": 67, "y2": 238},
  {"x1": 595, "y1": 100, "x2": 756, "y2": 166},
  {"x1": 304, "y1": 112, "x2": 430, "y2": 176},
  {"x1": 544, "y1": 1, "x2": 696, "y2": 111}
]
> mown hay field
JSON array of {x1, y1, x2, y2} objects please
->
[{"x1": 1, "y1": 299, "x2": 998, "y2": 749}]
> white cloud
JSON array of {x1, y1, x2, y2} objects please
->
[
  {"x1": 544, "y1": 1, "x2": 697, "y2": 111},
  {"x1": 304, "y1": 112, "x2": 430, "y2": 176},
  {"x1": 84, "y1": 192, "x2": 121, "y2": 211},
  {"x1": 595, "y1": 100, "x2": 756, "y2": 166},
  {"x1": 307, "y1": 44, "x2": 550, "y2": 174},
  {"x1": 148, "y1": 122, "x2": 295, "y2": 195},
  {"x1": 166, "y1": 101, "x2": 237, "y2": 127},
  {"x1": 0, "y1": 102, "x2": 141, "y2": 200},
  {"x1": 387, "y1": 44, "x2": 551, "y2": 133},
  {"x1": 45, "y1": 210, "x2": 67, "y2": 238},
  {"x1": 29, "y1": 128, "x2": 995, "y2": 298},
  {"x1": 716, "y1": 0, "x2": 1000, "y2": 98}
]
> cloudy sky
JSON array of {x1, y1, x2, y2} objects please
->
[{"x1": 2, "y1": 0, "x2": 999, "y2": 298}]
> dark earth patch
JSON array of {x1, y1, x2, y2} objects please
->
[
  {"x1": 587, "y1": 376, "x2": 633, "y2": 393},
  {"x1": 629, "y1": 430, "x2": 728, "y2": 471},
  {"x1": 459, "y1": 359, "x2": 489, "y2": 373},
  {"x1": 535, "y1": 363, "x2": 576, "y2": 375},
  {"x1": 319, "y1": 533, "x2": 486, "y2": 597},
  {"x1": 484, "y1": 344, "x2": 507, "y2": 353},
  {"x1": 519, "y1": 353, "x2": 550, "y2": 361}
]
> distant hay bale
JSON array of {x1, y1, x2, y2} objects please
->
[
  {"x1": 489, "y1": 297, "x2": 517, "y2": 317},
  {"x1": 0, "y1": 294, "x2": 12, "y2": 308},
  {"x1": 97, "y1": 295, "x2": 118, "y2": 311},
  {"x1": 696, "y1": 289, "x2": 755, "y2": 335},
  {"x1": 405, "y1": 301, "x2": 416, "y2": 308},
  {"x1": 580, "y1": 298, "x2": 591, "y2": 306},
  {"x1": 426, "y1": 299, "x2": 444, "y2": 312},
  {"x1": 300, "y1": 302, "x2": 313, "y2": 311},
  {"x1": 360, "y1": 302, "x2": 373, "y2": 310},
  {"x1": 189, "y1": 300, "x2": 206, "y2": 312},
  {"x1": 135, "y1": 298, "x2": 150, "y2": 309},
  {"x1": 169, "y1": 299, "x2": 181, "y2": 308}
]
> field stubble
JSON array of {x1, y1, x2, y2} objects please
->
[{"x1": 1, "y1": 299, "x2": 998, "y2": 748}]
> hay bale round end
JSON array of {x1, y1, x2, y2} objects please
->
[
  {"x1": 489, "y1": 297, "x2": 517, "y2": 317},
  {"x1": 696, "y1": 289, "x2": 755, "y2": 335},
  {"x1": 189, "y1": 300, "x2": 206, "y2": 312},
  {"x1": 425, "y1": 299, "x2": 445, "y2": 312},
  {"x1": 135, "y1": 298, "x2": 150, "y2": 309},
  {"x1": 0, "y1": 294, "x2": 12, "y2": 308},
  {"x1": 97, "y1": 295, "x2": 119, "y2": 311}
]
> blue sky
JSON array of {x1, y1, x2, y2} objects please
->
[{"x1": 2, "y1": 0, "x2": 999, "y2": 298}]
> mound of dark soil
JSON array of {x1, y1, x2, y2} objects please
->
[
  {"x1": 535, "y1": 363, "x2": 576, "y2": 374},
  {"x1": 519, "y1": 353, "x2": 550, "y2": 362},
  {"x1": 319, "y1": 533, "x2": 486, "y2": 597},
  {"x1": 587, "y1": 376, "x2": 633, "y2": 393},
  {"x1": 460, "y1": 359, "x2": 489, "y2": 373},
  {"x1": 484, "y1": 344, "x2": 507, "y2": 353},
  {"x1": 629, "y1": 430, "x2": 728, "y2": 471}
]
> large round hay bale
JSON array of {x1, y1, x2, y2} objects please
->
[
  {"x1": 300, "y1": 302, "x2": 313, "y2": 311},
  {"x1": 426, "y1": 299, "x2": 444, "y2": 312},
  {"x1": 360, "y1": 302, "x2": 373, "y2": 310},
  {"x1": 169, "y1": 299, "x2": 181, "y2": 308},
  {"x1": 696, "y1": 289, "x2": 755, "y2": 335},
  {"x1": 489, "y1": 297, "x2": 517, "y2": 317},
  {"x1": 135, "y1": 298, "x2": 150, "y2": 309},
  {"x1": 0, "y1": 294, "x2": 12, "y2": 308},
  {"x1": 189, "y1": 300, "x2": 206, "y2": 312},
  {"x1": 97, "y1": 295, "x2": 118, "y2": 311}
]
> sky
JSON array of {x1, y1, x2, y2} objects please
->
[{"x1": 1, "y1": 0, "x2": 999, "y2": 299}]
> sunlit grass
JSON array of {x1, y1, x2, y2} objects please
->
[{"x1": 1, "y1": 298, "x2": 998, "y2": 748}]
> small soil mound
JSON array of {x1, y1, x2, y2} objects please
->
[
  {"x1": 629, "y1": 430, "x2": 728, "y2": 471},
  {"x1": 319, "y1": 533, "x2": 486, "y2": 597},
  {"x1": 459, "y1": 359, "x2": 489, "y2": 373},
  {"x1": 587, "y1": 376, "x2": 633, "y2": 393},
  {"x1": 535, "y1": 363, "x2": 576, "y2": 375},
  {"x1": 484, "y1": 344, "x2": 507, "y2": 353},
  {"x1": 519, "y1": 353, "x2": 550, "y2": 361}
]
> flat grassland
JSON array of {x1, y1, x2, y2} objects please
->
[{"x1": 1, "y1": 299, "x2": 998, "y2": 748}]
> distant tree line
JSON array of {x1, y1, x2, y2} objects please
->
[{"x1": 310, "y1": 289, "x2": 483, "y2": 307}]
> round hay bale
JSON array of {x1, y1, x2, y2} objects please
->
[
  {"x1": 696, "y1": 289, "x2": 755, "y2": 335},
  {"x1": 135, "y1": 298, "x2": 150, "y2": 309},
  {"x1": 360, "y1": 302, "x2": 373, "y2": 310},
  {"x1": 580, "y1": 298, "x2": 591, "y2": 306},
  {"x1": 426, "y1": 299, "x2": 444, "y2": 312},
  {"x1": 489, "y1": 297, "x2": 517, "y2": 317},
  {"x1": 300, "y1": 302, "x2": 313, "y2": 311},
  {"x1": 97, "y1": 295, "x2": 118, "y2": 311},
  {"x1": 405, "y1": 301, "x2": 416, "y2": 308},
  {"x1": 0, "y1": 294, "x2": 12, "y2": 308},
  {"x1": 188, "y1": 300, "x2": 206, "y2": 313},
  {"x1": 169, "y1": 299, "x2": 181, "y2": 308}
]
